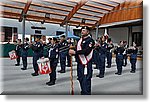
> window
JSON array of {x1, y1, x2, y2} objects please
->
[
  {"x1": 0, "y1": 26, "x2": 18, "y2": 42},
  {"x1": 56, "y1": 31, "x2": 64, "y2": 36},
  {"x1": 132, "y1": 32, "x2": 143, "y2": 46},
  {"x1": 73, "y1": 29, "x2": 81, "y2": 37}
]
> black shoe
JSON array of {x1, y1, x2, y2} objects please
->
[
  {"x1": 94, "y1": 67, "x2": 98, "y2": 69},
  {"x1": 81, "y1": 91, "x2": 84, "y2": 95},
  {"x1": 21, "y1": 68, "x2": 27, "y2": 70},
  {"x1": 118, "y1": 73, "x2": 122, "y2": 75},
  {"x1": 130, "y1": 71, "x2": 135, "y2": 73},
  {"x1": 58, "y1": 70, "x2": 61, "y2": 72},
  {"x1": 47, "y1": 81, "x2": 55, "y2": 86},
  {"x1": 115, "y1": 72, "x2": 118, "y2": 74},
  {"x1": 46, "y1": 81, "x2": 51, "y2": 85},
  {"x1": 58, "y1": 70, "x2": 65, "y2": 73},
  {"x1": 31, "y1": 73, "x2": 39, "y2": 76},
  {"x1": 96, "y1": 75, "x2": 104, "y2": 78},
  {"x1": 96, "y1": 75, "x2": 100, "y2": 77},
  {"x1": 115, "y1": 72, "x2": 122, "y2": 75},
  {"x1": 67, "y1": 65, "x2": 71, "y2": 67},
  {"x1": 99, "y1": 75, "x2": 104, "y2": 78},
  {"x1": 106, "y1": 66, "x2": 111, "y2": 68},
  {"x1": 15, "y1": 64, "x2": 20, "y2": 66}
]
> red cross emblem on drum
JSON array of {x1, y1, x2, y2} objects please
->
[
  {"x1": 9, "y1": 51, "x2": 18, "y2": 60},
  {"x1": 37, "y1": 58, "x2": 52, "y2": 74}
]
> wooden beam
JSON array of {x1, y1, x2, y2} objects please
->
[
  {"x1": 11, "y1": 0, "x2": 71, "y2": 12},
  {"x1": 96, "y1": 0, "x2": 143, "y2": 25},
  {"x1": 95, "y1": 0, "x2": 125, "y2": 26},
  {"x1": 109, "y1": 0, "x2": 123, "y2": 4},
  {"x1": 91, "y1": 0, "x2": 117, "y2": 7},
  {"x1": 61, "y1": 0, "x2": 88, "y2": 25},
  {"x1": 31, "y1": 3, "x2": 70, "y2": 12},
  {"x1": 0, "y1": 3, "x2": 23, "y2": 9},
  {"x1": 81, "y1": 7, "x2": 105, "y2": 14},
  {"x1": 7, "y1": 0, "x2": 103, "y2": 20},
  {"x1": 77, "y1": 11, "x2": 103, "y2": 18},
  {"x1": 93, "y1": 0, "x2": 143, "y2": 27},
  {"x1": 1, "y1": 14, "x2": 93, "y2": 27},
  {"x1": 43, "y1": 0, "x2": 108, "y2": 15},
  {"x1": 43, "y1": 0, "x2": 74, "y2": 8},
  {"x1": 1, "y1": 10, "x2": 63, "y2": 22},
  {"x1": 2, "y1": 11, "x2": 20, "y2": 16},
  {"x1": 1, "y1": 10, "x2": 94, "y2": 27},
  {"x1": 1, "y1": 3, "x2": 67, "y2": 16},
  {"x1": 69, "y1": 0, "x2": 117, "y2": 8},
  {"x1": 85, "y1": 3, "x2": 112, "y2": 11},
  {"x1": 1, "y1": 3, "x2": 98, "y2": 22},
  {"x1": 19, "y1": 0, "x2": 32, "y2": 22},
  {"x1": 1, "y1": 14, "x2": 63, "y2": 25},
  {"x1": 73, "y1": 15, "x2": 97, "y2": 21}
]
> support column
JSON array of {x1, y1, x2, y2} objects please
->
[
  {"x1": 128, "y1": 26, "x2": 132, "y2": 46},
  {"x1": 12, "y1": 27, "x2": 14, "y2": 42},
  {"x1": 95, "y1": 25, "x2": 99, "y2": 40},
  {"x1": 65, "y1": 22, "x2": 68, "y2": 37},
  {"x1": 22, "y1": 14, "x2": 26, "y2": 44}
]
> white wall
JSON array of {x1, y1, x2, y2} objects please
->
[
  {"x1": 1, "y1": 18, "x2": 76, "y2": 36},
  {"x1": 90, "y1": 28, "x2": 105, "y2": 40},
  {"x1": 91, "y1": 27, "x2": 128, "y2": 44},
  {"x1": 91, "y1": 26, "x2": 142, "y2": 46},
  {"x1": 108, "y1": 27, "x2": 128, "y2": 44}
]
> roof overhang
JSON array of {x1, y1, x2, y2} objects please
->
[{"x1": 99, "y1": 19, "x2": 143, "y2": 28}]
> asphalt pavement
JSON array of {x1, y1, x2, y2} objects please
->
[{"x1": 1, "y1": 57, "x2": 143, "y2": 95}]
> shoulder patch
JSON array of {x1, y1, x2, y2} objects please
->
[
  {"x1": 56, "y1": 48, "x2": 58, "y2": 52},
  {"x1": 83, "y1": 41, "x2": 85, "y2": 43},
  {"x1": 38, "y1": 44, "x2": 40, "y2": 47},
  {"x1": 89, "y1": 43, "x2": 92, "y2": 47}
]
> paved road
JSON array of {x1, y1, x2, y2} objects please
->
[{"x1": 1, "y1": 57, "x2": 143, "y2": 95}]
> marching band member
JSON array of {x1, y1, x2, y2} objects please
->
[
  {"x1": 15, "y1": 39, "x2": 22, "y2": 66},
  {"x1": 96, "y1": 35, "x2": 107, "y2": 78},
  {"x1": 114, "y1": 41, "x2": 125, "y2": 75},
  {"x1": 128, "y1": 42, "x2": 138, "y2": 73},
  {"x1": 30, "y1": 36, "x2": 43, "y2": 76},
  {"x1": 46, "y1": 37, "x2": 59, "y2": 86},
  {"x1": 47, "y1": 38, "x2": 52, "y2": 45},
  {"x1": 21, "y1": 38, "x2": 30, "y2": 70},
  {"x1": 93, "y1": 37, "x2": 100, "y2": 69},
  {"x1": 106, "y1": 38, "x2": 114, "y2": 68},
  {"x1": 58, "y1": 35, "x2": 69, "y2": 73},
  {"x1": 69, "y1": 26, "x2": 95, "y2": 95},
  {"x1": 123, "y1": 41, "x2": 129, "y2": 67}
]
